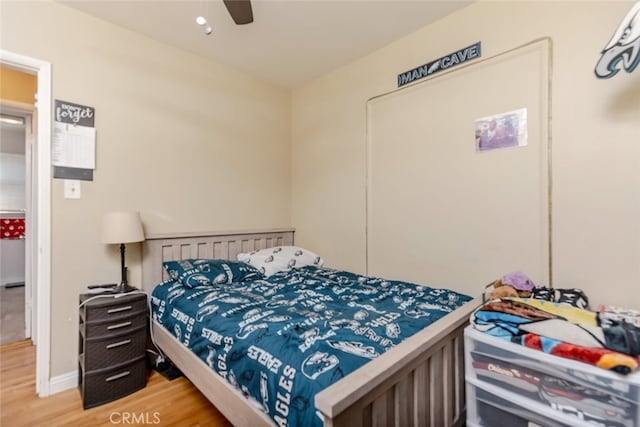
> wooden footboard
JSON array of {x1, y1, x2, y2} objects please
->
[{"x1": 315, "y1": 297, "x2": 481, "y2": 427}]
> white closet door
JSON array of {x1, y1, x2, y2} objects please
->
[{"x1": 366, "y1": 40, "x2": 551, "y2": 296}]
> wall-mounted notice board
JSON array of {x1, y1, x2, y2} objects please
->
[
  {"x1": 366, "y1": 39, "x2": 551, "y2": 297},
  {"x1": 52, "y1": 100, "x2": 95, "y2": 181}
]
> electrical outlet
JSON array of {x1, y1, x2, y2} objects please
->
[{"x1": 64, "y1": 180, "x2": 81, "y2": 199}]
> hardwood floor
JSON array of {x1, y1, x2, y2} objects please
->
[{"x1": 0, "y1": 340, "x2": 232, "y2": 426}]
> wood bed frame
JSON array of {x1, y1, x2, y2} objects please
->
[{"x1": 142, "y1": 229, "x2": 481, "y2": 427}]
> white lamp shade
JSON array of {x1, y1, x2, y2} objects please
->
[{"x1": 101, "y1": 211, "x2": 145, "y2": 244}]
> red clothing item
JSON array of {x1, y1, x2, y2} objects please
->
[{"x1": 1, "y1": 218, "x2": 25, "y2": 239}]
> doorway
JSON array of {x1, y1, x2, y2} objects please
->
[
  {"x1": 0, "y1": 50, "x2": 52, "y2": 397},
  {"x1": 0, "y1": 109, "x2": 31, "y2": 344}
]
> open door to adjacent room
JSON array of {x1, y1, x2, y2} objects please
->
[{"x1": 0, "y1": 67, "x2": 36, "y2": 344}]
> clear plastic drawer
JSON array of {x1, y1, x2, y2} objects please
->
[
  {"x1": 465, "y1": 326, "x2": 639, "y2": 427},
  {"x1": 468, "y1": 378, "x2": 574, "y2": 427}
]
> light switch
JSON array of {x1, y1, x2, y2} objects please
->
[{"x1": 64, "y1": 180, "x2": 81, "y2": 199}]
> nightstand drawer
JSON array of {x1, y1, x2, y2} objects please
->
[
  {"x1": 82, "y1": 296, "x2": 147, "y2": 322},
  {"x1": 82, "y1": 312, "x2": 147, "y2": 339},
  {"x1": 84, "y1": 327, "x2": 146, "y2": 371},
  {"x1": 80, "y1": 357, "x2": 146, "y2": 409}
]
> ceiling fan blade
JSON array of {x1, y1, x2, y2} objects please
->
[{"x1": 223, "y1": 0, "x2": 254, "y2": 25}]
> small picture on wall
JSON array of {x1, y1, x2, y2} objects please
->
[{"x1": 475, "y1": 108, "x2": 527, "y2": 152}]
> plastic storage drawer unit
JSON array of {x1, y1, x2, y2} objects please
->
[
  {"x1": 464, "y1": 326, "x2": 640, "y2": 427},
  {"x1": 78, "y1": 292, "x2": 148, "y2": 409}
]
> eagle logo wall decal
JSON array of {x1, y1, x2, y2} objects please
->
[{"x1": 595, "y1": 1, "x2": 640, "y2": 78}]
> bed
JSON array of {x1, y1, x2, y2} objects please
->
[{"x1": 142, "y1": 229, "x2": 482, "y2": 427}]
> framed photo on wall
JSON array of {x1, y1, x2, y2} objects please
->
[{"x1": 475, "y1": 108, "x2": 527, "y2": 151}]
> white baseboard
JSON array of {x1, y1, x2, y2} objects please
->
[{"x1": 48, "y1": 370, "x2": 77, "y2": 395}]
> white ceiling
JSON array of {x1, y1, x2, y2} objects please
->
[{"x1": 59, "y1": 0, "x2": 472, "y2": 88}]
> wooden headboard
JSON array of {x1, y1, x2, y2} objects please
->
[{"x1": 141, "y1": 228, "x2": 294, "y2": 293}]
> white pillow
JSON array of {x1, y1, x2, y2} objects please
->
[{"x1": 237, "y1": 246, "x2": 324, "y2": 277}]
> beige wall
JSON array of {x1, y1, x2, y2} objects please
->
[
  {"x1": 1, "y1": 1, "x2": 291, "y2": 376},
  {"x1": 291, "y1": 1, "x2": 640, "y2": 308}
]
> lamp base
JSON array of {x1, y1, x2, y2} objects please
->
[{"x1": 114, "y1": 282, "x2": 137, "y2": 293}]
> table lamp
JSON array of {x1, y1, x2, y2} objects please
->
[{"x1": 101, "y1": 211, "x2": 145, "y2": 293}]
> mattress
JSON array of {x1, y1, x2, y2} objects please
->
[{"x1": 151, "y1": 265, "x2": 471, "y2": 426}]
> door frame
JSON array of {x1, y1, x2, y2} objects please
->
[
  {"x1": 24, "y1": 113, "x2": 34, "y2": 341},
  {"x1": 0, "y1": 50, "x2": 52, "y2": 397}
]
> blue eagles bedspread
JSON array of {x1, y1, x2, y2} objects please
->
[{"x1": 151, "y1": 266, "x2": 471, "y2": 427}]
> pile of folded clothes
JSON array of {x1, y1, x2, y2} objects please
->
[{"x1": 474, "y1": 272, "x2": 640, "y2": 375}]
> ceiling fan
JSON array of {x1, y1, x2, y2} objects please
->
[
  {"x1": 197, "y1": 0, "x2": 253, "y2": 34},
  {"x1": 223, "y1": 0, "x2": 254, "y2": 25}
]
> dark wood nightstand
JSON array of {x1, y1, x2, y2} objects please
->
[{"x1": 78, "y1": 291, "x2": 148, "y2": 409}]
